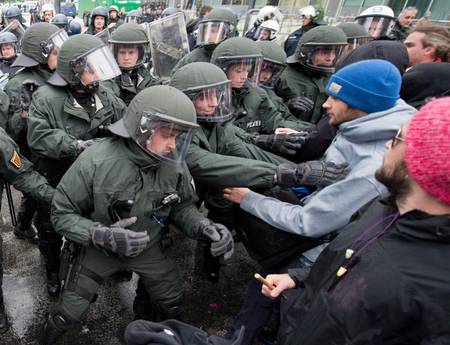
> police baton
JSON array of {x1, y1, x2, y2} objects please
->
[{"x1": 5, "y1": 183, "x2": 17, "y2": 226}]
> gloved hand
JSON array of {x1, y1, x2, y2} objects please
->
[
  {"x1": 90, "y1": 217, "x2": 150, "y2": 257},
  {"x1": 276, "y1": 160, "x2": 349, "y2": 188},
  {"x1": 286, "y1": 96, "x2": 314, "y2": 116},
  {"x1": 20, "y1": 79, "x2": 40, "y2": 112},
  {"x1": 75, "y1": 139, "x2": 102, "y2": 154},
  {"x1": 195, "y1": 219, "x2": 234, "y2": 260},
  {"x1": 254, "y1": 132, "x2": 311, "y2": 155}
]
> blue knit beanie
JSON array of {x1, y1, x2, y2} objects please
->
[{"x1": 326, "y1": 59, "x2": 401, "y2": 114}]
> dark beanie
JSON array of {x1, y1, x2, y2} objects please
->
[
  {"x1": 326, "y1": 59, "x2": 401, "y2": 113},
  {"x1": 401, "y1": 62, "x2": 450, "y2": 109},
  {"x1": 336, "y1": 40, "x2": 409, "y2": 75}
]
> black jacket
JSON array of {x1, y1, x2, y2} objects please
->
[{"x1": 279, "y1": 198, "x2": 450, "y2": 345}]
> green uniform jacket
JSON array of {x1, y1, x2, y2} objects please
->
[
  {"x1": 51, "y1": 137, "x2": 203, "y2": 247},
  {"x1": 0, "y1": 126, "x2": 53, "y2": 204},
  {"x1": 102, "y1": 66, "x2": 161, "y2": 106},
  {"x1": 262, "y1": 86, "x2": 295, "y2": 120},
  {"x1": 232, "y1": 85, "x2": 312, "y2": 134},
  {"x1": 27, "y1": 84, "x2": 126, "y2": 185},
  {"x1": 187, "y1": 122, "x2": 290, "y2": 211},
  {"x1": 171, "y1": 46, "x2": 212, "y2": 75},
  {"x1": 275, "y1": 64, "x2": 329, "y2": 124},
  {"x1": 0, "y1": 90, "x2": 10, "y2": 131},
  {"x1": 3, "y1": 67, "x2": 52, "y2": 147}
]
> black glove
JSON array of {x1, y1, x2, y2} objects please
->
[
  {"x1": 286, "y1": 96, "x2": 314, "y2": 116},
  {"x1": 276, "y1": 160, "x2": 349, "y2": 188},
  {"x1": 195, "y1": 219, "x2": 234, "y2": 260},
  {"x1": 90, "y1": 217, "x2": 150, "y2": 257},
  {"x1": 254, "y1": 132, "x2": 311, "y2": 155},
  {"x1": 75, "y1": 138, "x2": 103, "y2": 154},
  {"x1": 20, "y1": 79, "x2": 40, "y2": 111}
]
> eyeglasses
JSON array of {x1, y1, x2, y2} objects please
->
[{"x1": 391, "y1": 128, "x2": 404, "y2": 148}]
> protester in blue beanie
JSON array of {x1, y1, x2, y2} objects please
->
[{"x1": 326, "y1": 59, "x2": 401, "y2": 114}]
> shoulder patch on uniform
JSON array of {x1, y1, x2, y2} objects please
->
[
  {"x1": 10, "y1": 150, "x2": 22, "y2": 169},
  {"x1": 329, "y1": 82, "x2": 342, "y2": 94}
]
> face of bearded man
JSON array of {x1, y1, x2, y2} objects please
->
[{"x1": 375, "y1": 159, "x2": 411, "y2": 203}]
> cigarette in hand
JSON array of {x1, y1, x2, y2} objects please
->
[
  {"x1": 254, "y1": 273, "x2": 287, "y2": 299},
  {"x1": 254, "y1": 273, "x2": 274, "y2": 290}
]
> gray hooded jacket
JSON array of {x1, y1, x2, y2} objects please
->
[{"x1": 240, "y1": 99, "x2": 416, "y2": 261}]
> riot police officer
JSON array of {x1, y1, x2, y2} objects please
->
[
  {"x1": 172, "y1": 7, "x2": 238, "y2": 73},
  {"x1": 168, "y1": 61, "x2": 296, "y2": 282},
  {"x1": 284, "y1": 5, "x2": 323, "y2": 58},
  {"x1": 256, "y1": 40, "x2": 292, "y2": 118},
  {"x1": 211, "y1": 37, "x2": 311, "y2": 134},
  {"x1": 0, "y1": 31, "x2": 19, "y2": 75},
  {"x1": 41, "y1": 3, "x2": 55, "y2": 23},
  {"x1": 85, "y1": 6, "x2": 108, "y2": 35},
  {"x1": 26, "y1": 34, "x2": 126, "y2": 297},
  {"x1": 4, "y1": 23, "x2": 68, "y2": 248},
  {"x1": 37, "y1": 85, "x2": 234, "y2": 344},
  {"x1": 245, "y1": 5, "x2": 283, "y2": 41},
  {"x1": 108, "y1": 5, "x2": 123, "y2": 30},
  {"x1": 276, "y1": 26, "x2": 347, "y2": 124},
  {"x1": 50, "y1": 14, "x2": 69, "y2": 31},
  {"x1": 0, "y1": 124, "x2": 54, "y2": 334},
  {"x1": 104, "y1": 23, "x2": 159, "y2": 105}
]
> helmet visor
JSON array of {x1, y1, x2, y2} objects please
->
[
  {"x1": 301, "y1": 44, "x2": 346, "y2": 73},
  {"x1": 344, "y1": 36, "x2": 372, "y2": 55},
  {"x1": 187, "y1": 82, "x2": 233, "y2": 122},
  {"x1": 72, "y1": 45, "x2": 121, "y2": 85},
  {"x1": 110, "y1": 43, "x2": 149, "y2": 70},
  {"x1": 216, "y1": 56, "x2": 263, "y2": 88},
  {"x1": 43, "y1": 29, "x2": 69, "y2": 56},
  {"x1": 356, "y1": 16, "x2": 395, "y2": 39},
  {"x1": 125, "y1": 16, "x2": 140, "y2": 24},
  {"x1": 259, "y1": 59, "x2": 285, "y2": 88},
  {"x1": 197, "y1": 21, "x2": 230, "y2": 47},
  {"x1": 135, "y1": 112, "x2": 194, "y2": 164},
  {"x1": 0, "y1": 22, "x2": 24, "y2": 45}
]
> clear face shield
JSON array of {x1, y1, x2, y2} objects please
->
[
  {"x1": 111, "y1": 43, "x2": 148, "y2": 70},
  {"x1": 344, "y1": 36, "x2": 372, "y2": 56},
  {"x1": 5, "y1": 16, "x2": 21, "y2": 27},
  {"x1": 186, "y1": 82, "x2": 233, "y2": 122},
  {"x1": 135, "y1": 112, "x2": 194, "y2": 164},
  {"x1": 42, "y1": 29, "x2": 69, "y2": 57},
  {"x1": 259, "y1": 59, "x2": 285, "y2": 88},
  {"x1": 1, "y1": 22, "x2": 25, "y2": 43},
  {"x1": 126, "y1": 16, "x2": 140, "y2": 24},
  {"x1": 71, "y1": 45, "x2": 121, "y2": 86},
  {"x1": 197, "y1": 21, "x2": 231, "y2": 47},
  {"x1": 147, "y1": 13, "x2": 190, "y2": 79},
  {"x1": 301, "y1": 44, "x2": 346, "y2": 74},
  {"x1": 94, "y1": 28, "x2": 111, "y2": 45},
  {"x1": 356, "y1": 16, "x2": 395, "y2": 39},
  {"x1": 217, "y1": 56, "x2": 263, "y2": 89}
]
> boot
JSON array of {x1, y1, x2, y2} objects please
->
[
  {"x1": 37, "y1": 314, "x2": 66, "y2": 345},
  {"x1": 14, "y1": 196, "x2": 38, "y2": 244},
  {"x1": 47, "y1": 271, "x2": 60, "y2": 298},
  {"x1": 0, "y1": 296, "x2": 9, "y2": 334},
  {"x1": 14, "y1": 223, "x2": 38, "y2": 244}
]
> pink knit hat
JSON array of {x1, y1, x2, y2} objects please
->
[{"x1": 405, "y1": 97, "x2": 450, "y2": 205}]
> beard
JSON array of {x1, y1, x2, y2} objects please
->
[{"x1": 375, "y1": 159, "x2": 411, "y2": 202}]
